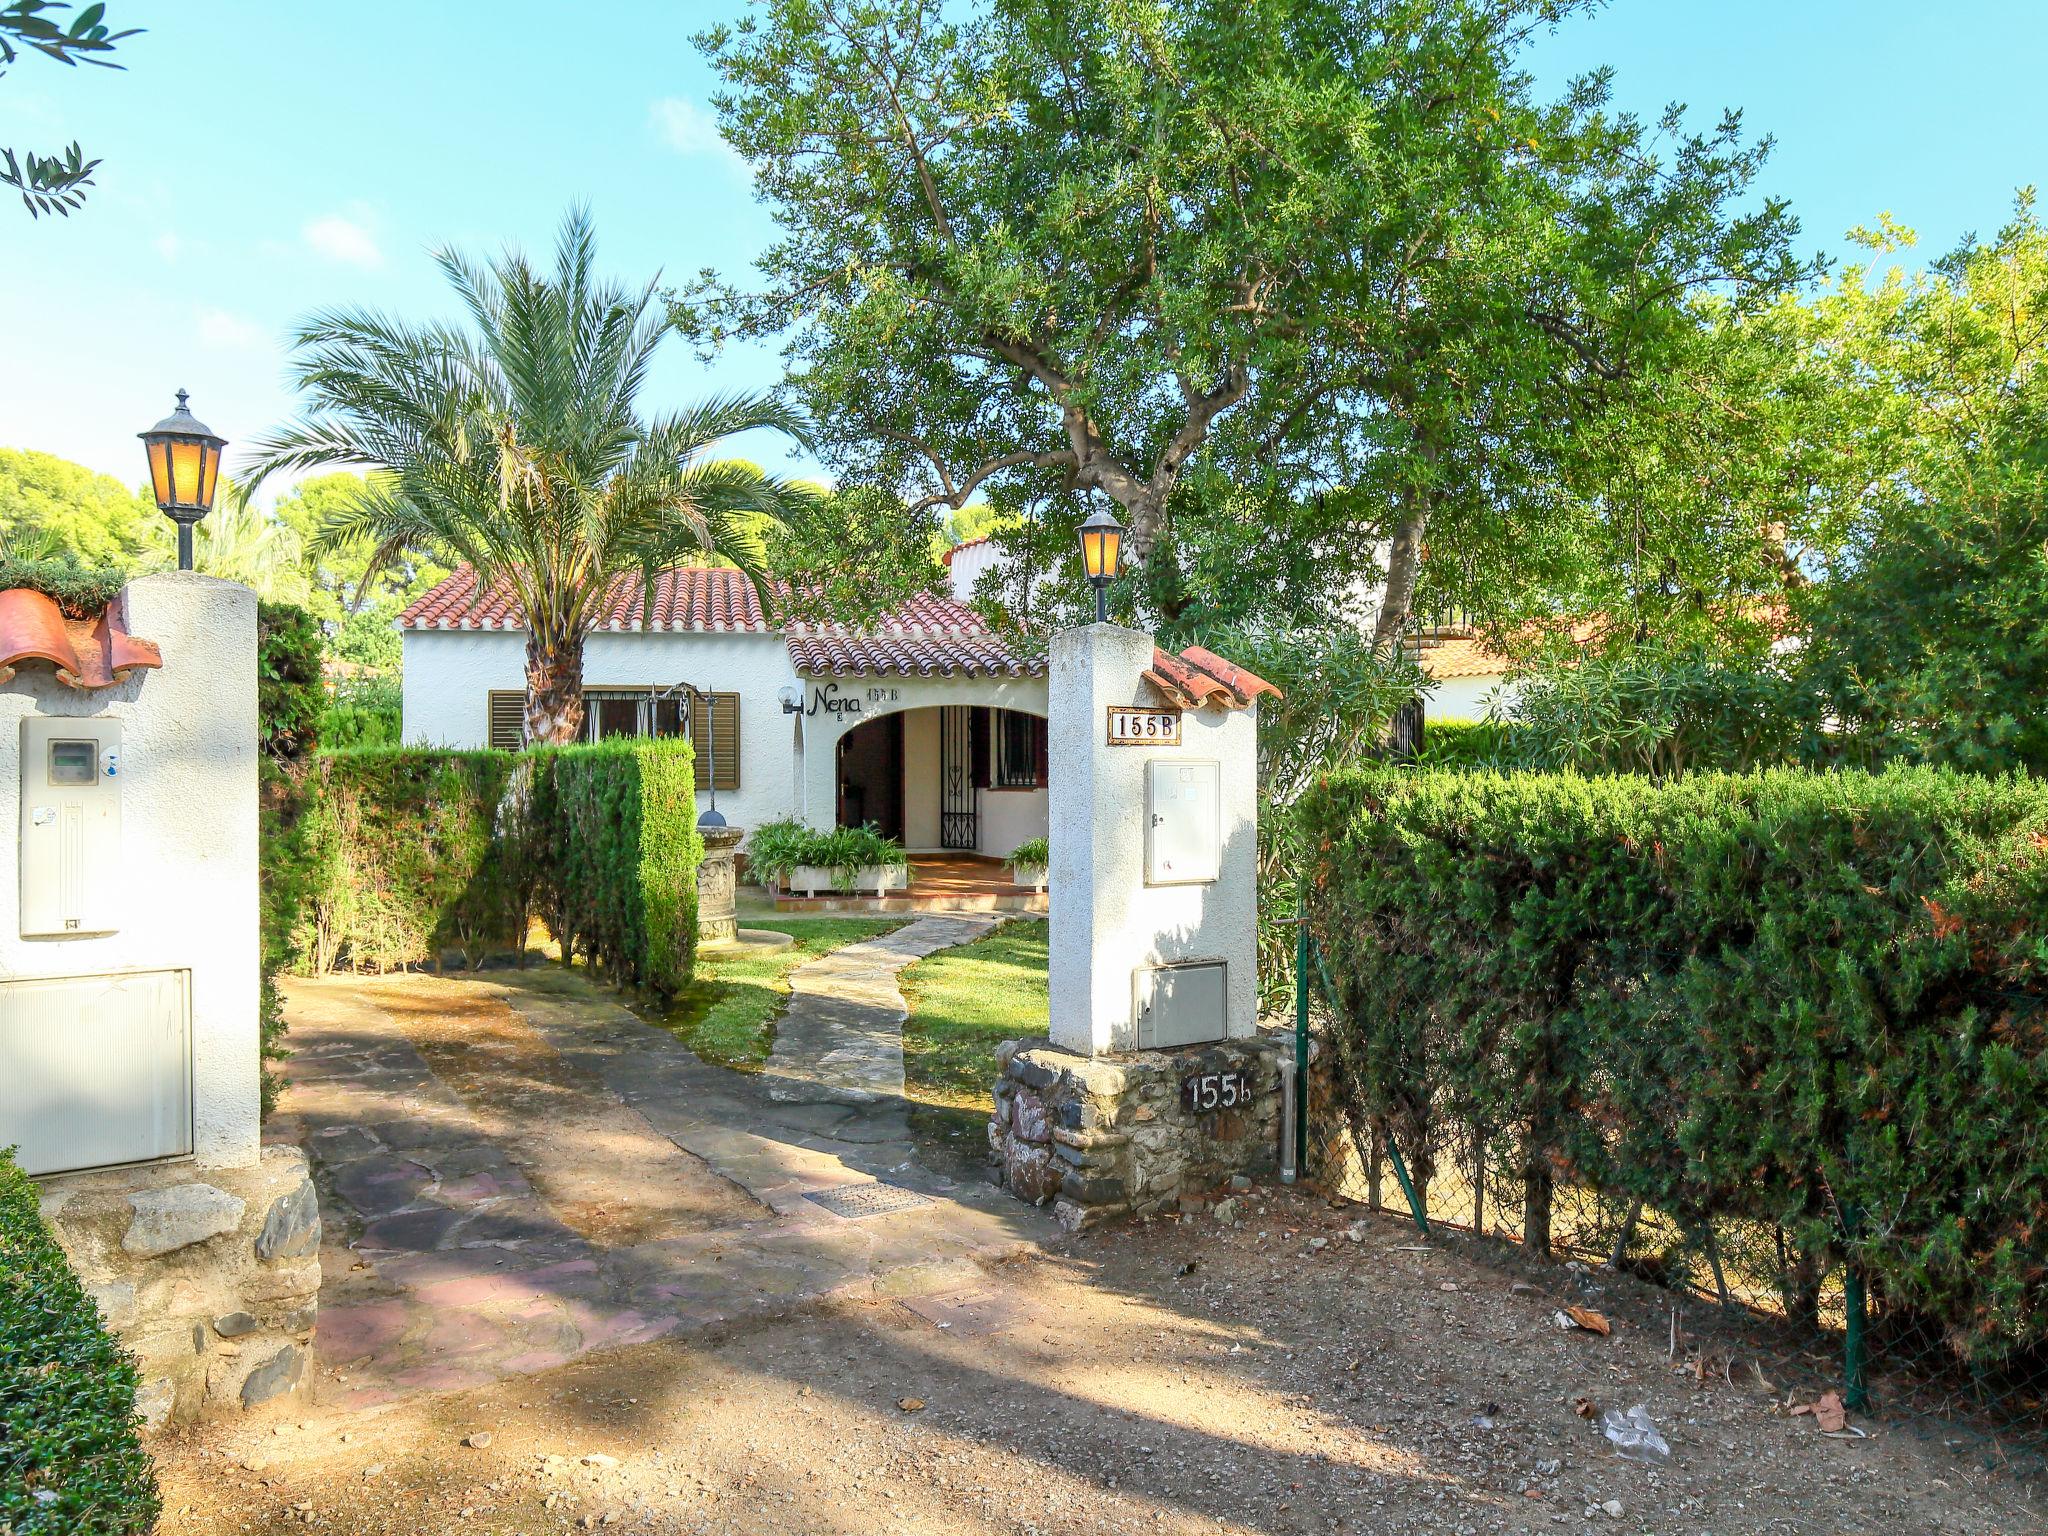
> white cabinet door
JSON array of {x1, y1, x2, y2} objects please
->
[
  {"x1": 1145, "y1": 758, "x2": 1221, "y2": 885},
  {"x1": 0, "y1": 969, "x2": 191, "y2": 1175}
]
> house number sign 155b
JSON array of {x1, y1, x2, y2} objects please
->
[
  {"x1": 1107, "y1": 706, "x2": 1182, "y2": 745},
  {"x1": 1182, "y1": 1069, "x2": 1254, "y2": 1114}
]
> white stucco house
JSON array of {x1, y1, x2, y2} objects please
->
[{"x1": 398, "y1": 556, "x2": 1047, "y2": 856}]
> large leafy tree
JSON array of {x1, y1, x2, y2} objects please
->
[
  {"x1": 1790, "y1": 196, "x2": 2048, "y2": 774},
  {"x1": 0, "y1": 446, "x2": 161, "y2": 562},
  {"x1": 682, "y1": 0, "x2": 1802, "y2": 641},
  {"x1": 249, "y1": 208, "x2": 815, "y2": 743}
]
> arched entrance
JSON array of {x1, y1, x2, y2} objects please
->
[
  {"x1": 829, "y1": 702, "x2": 1047, "y2": 855},
  {"x1": 834, "y1": 712, "x2": 904, "y2": 839}
]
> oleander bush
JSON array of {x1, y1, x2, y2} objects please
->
[
  {"x1": 1300, "y1": 764, "x2": 2048, "y2": 1362},
  {"x1": 0, "y1": 1150, "x2": 160, "y2": 1536}
]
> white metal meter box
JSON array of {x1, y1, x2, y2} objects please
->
[
  {"x1": 0, "y1": 968, "x2": 192, "y2": 1176},
  {"x1": 19, "y1": 716, "x2": 123, "y2": 938},
  {"x1": 1145, "y1": 758, "x2": 1221, "y2": 885},
  {"x1": 1133, "y1": 960, "x2": 1228, "y2": 1048}
]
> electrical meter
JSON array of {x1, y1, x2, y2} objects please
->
[{"x1": 20, "y1": 717, "x2": 122, "y2": 938}]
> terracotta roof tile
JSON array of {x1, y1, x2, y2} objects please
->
[
  {"x1": 1418, "y1": 634, "x2": 1510, "y2": 681},
  {"x1": 399, "y1": 565, "x2": 771, "y2": 632},
  {"x1": 0, "y1": 588, "x2": 162, "y2": 690},
  {"x1": 785, "y1": 590, "x2": 1035, "y2": 679},
  {"x1": 1144, "y1": 644, "x2": 1282, "y2": 710}
]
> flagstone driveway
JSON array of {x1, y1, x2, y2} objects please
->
[{"x1": 268, "y1": 918, "x2": 1052, "y2": 1409}]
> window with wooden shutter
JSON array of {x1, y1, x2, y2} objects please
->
[
  {"x1": 487, "y1": 691, "x2": 525, "y2": 751},
  {"x1": 686, "y1": 690, "x2": 741, "y2": 791}
]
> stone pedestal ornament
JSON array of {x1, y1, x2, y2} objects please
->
[{"x1": 696, "y1": 823, "x2": 744, "y2": 944}]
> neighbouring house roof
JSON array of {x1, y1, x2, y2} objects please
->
[
  {"x1": 0, "y1": 588, "x2": 162, "y2": 691},
  {"x1": 1144, "y1": 645, "x2": 1282, "y2": 710},
  {"x1": 1417, "y1": 633, "x2": 1510, "y2": 681}
]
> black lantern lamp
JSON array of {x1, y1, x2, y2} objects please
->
[
  {"x1": 139, "y1": 390, "x2": 227, "y2": 571},
  {"x1": 1076, "y1": 506, "x2": 1124, "y2": 624}
]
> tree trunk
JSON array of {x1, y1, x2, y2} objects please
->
[
  {"x1": 524, "y1": 628, "x2": 586, "y2": 745},
  {"x1": 1372, "y1": 495, "x2": 1430, "y2": 651}
]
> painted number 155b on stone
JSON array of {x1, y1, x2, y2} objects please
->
[{"x1": 1182, "y1": 1070, "x2": 1254, "y2": 1114}]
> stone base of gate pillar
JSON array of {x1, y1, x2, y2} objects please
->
[
  {"x1": 989, "y1": 1033, "x2": 1288, "y2": 1231},
  {"x1": 36, "y1": 1145, "x2": 322, "y2": 1429}
]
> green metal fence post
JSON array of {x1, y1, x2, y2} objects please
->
[
  {"x1": 1294, "y1": 892, "x2": 1310, "y2": 1174},
  {"x1": 1310, "y1": 935, "x2": 1429, "y2": 1239},
  {"x1": 1843, "y1": 1204, "x2": 1870, "y2": 1411}
]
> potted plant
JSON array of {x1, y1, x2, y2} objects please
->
[
  {"x1": 743, "y1": 818, "x2": 813, "y2": 893},
  {"x1": 1008, "y1": 836, "x2": 1049, "y2": 892},
  {"x1": 789, "y1": 824, "x2": 911, "y2": 896}
]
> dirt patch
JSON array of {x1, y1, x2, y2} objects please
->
[
  {"x1": 372, "y1": 981, "x2": 767, "y2": 1243},
  {"x1": 154, "y1": 1188, "x2": 2041, "y2": 1535}
]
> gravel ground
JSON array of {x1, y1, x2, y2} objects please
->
[{"x1": 156, "y1": 1188, "x2": 2044, "y2": 1535}]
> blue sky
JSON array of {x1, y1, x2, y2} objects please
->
[{"x1": 3, "y1": 0, "x2": 2042, "y2": 499}]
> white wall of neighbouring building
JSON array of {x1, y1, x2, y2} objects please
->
[
  {"x1": 1427, "y1": 672, "x2": 1515, "y2": 723},
  {"x1": 0, "y1": 573, "x2": 260, "y2": 1171}
]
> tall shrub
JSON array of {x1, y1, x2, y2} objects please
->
[
  {"x1": 256, "y1": 601, "x2": 327, "y2": 1113},
  {"x1": 1300, "y1": 765, "x2": 2048, "y2": 1361},
  {"x1": 0, "y1": 1151, "x2": 159, "y2": 1536},
  {"x1": 544, "y1": 739, "x2": 701, "y2": 995}
]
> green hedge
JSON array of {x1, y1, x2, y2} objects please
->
[
  {"x1": 297, "y1": 749, "x2": 523, "y2": 973},
  {"x1": 1300, "y1": 765, "x2": 2048, "y2": 1362},
  {"x1": 256, "y1": 602, "x2": 329, "y2": 1115},
  {"x1": 285, "y1": 740, "x2": 701, "y2": 996},
  {"x1": 539, "y1": 740, "x2": 702, "y2": 995},
  {"x1": 0, "y1": 1151, "x2": 159, "y2": 1536}
]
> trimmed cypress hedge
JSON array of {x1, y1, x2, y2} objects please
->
[
  {"x1": 0, "y1": 1151, "x2": 159, "y2": 1536},
  {"x1": 283, "y1": 740, "x2": 701, "y2": 995},
  {"x1": 1300, "y1": 765, "x2": 2048, "y2": 1362},
  {"x1": 533, "y1": 740, "x2": 702, "y2": 995}
]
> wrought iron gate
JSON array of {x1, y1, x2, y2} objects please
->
[{"x1": 939, "y1": 705, "x2": 977, "y2": 849}]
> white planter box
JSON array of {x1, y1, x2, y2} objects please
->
[
  {"x1": 1011, "y1": 862, "x2": 1048, "y2": 893},
  {"x1": 790, "y1": 863, "x2": 910, "y2": 898}
]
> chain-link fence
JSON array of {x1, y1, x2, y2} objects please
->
[{"x1": 1292, "y1": 919, "x2": 2048, "y2": 1485}]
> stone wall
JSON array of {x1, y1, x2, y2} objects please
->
[
  {"x1": 37, "y1": 1146, "x2": 321, "y2": 1428},
  {"x1": 990, "y1": 1034, "x2": 1287, "y2": 1230}
]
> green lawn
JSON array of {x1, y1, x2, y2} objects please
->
[
  {"x1": 901, "y1": 919, "x2": 1049, "y2": 1111},
  {"x1": 658, "y1": 918, "x2": 907, "y2": 1069}
]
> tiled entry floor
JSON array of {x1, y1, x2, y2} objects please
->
[{"x1": 271, "y1": 936, "x2": 1051, "y2": 1409}]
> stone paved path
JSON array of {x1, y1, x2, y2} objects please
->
[
  {"x1": 271, "y1": 918, "x2": 1051, "y2": 1410},
  {"x1": 763, "y1": 914, "x2": 1000, "y2": 1107}
]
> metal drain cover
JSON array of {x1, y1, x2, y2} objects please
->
[{"x1": 804, "y1": 1181, "x2": 935, "y2": 1219}]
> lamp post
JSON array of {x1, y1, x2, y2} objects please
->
[
  {"x1": 138, "y1": 390, "x2": 227, "y2": 571},
  {"x1": 1076, "y1": 506, "x2": 1124, "y2": 624}
]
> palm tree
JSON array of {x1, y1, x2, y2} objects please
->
[
  {"x1": 196, "y1": 484, "x2": 312, "y2": 604},
  {"x1": 247, "y1": 207, "x2": 813, "y2": 743}
]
